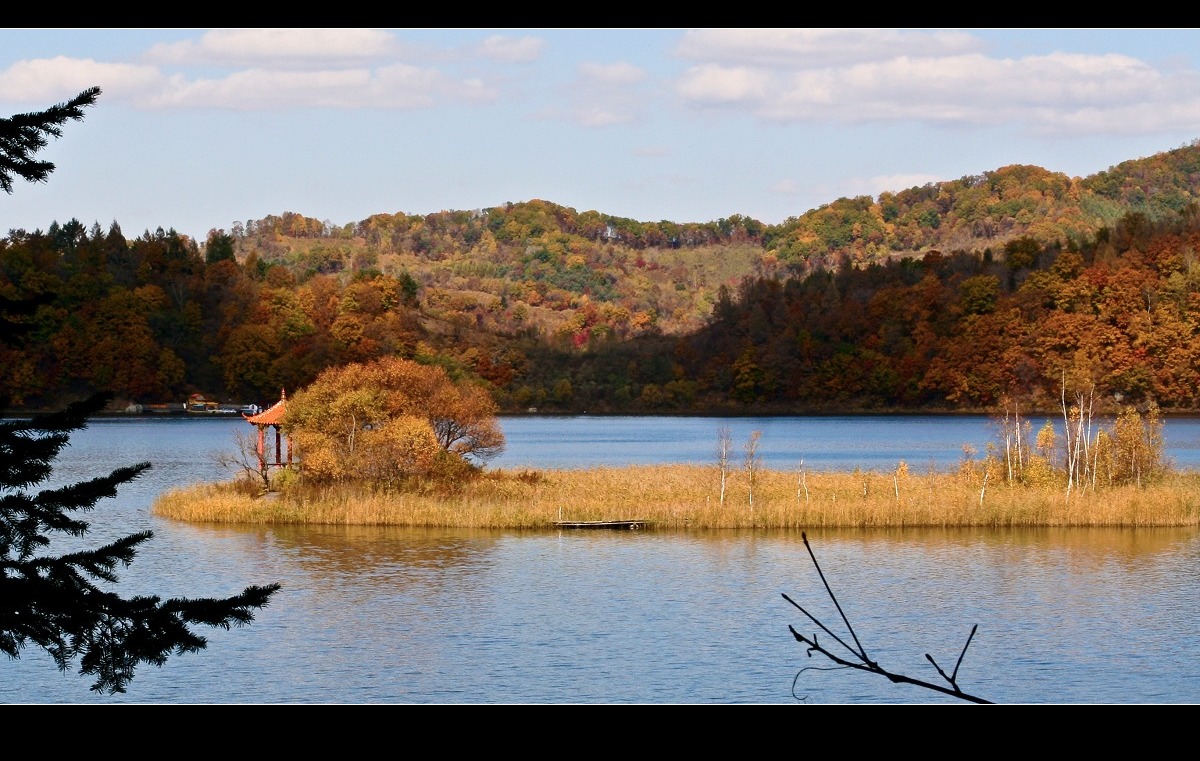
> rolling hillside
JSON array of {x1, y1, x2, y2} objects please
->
[{"x1": 228, "y1": 140, "x2": 1200, "y2": 339}]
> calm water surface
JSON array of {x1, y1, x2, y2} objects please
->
[{"x1": 3, "y1": 415, "x2": 1199, "y2": 704}]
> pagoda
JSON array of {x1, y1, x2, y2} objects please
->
[{"x1": 243, "y1": 389, "x2": 293, "y2": 472}]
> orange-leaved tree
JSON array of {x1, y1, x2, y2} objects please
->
[{"x1": 284, "y1": 356, "x2": 505, "y2": 484}]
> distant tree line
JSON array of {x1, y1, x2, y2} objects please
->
[
  {"x1": 6, "y1": 142, "x2": 1200, "y2": 415},
  {"x1": 4, "y1": 204, "x2": 1200, "y2": 415}
]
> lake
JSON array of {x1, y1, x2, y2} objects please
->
[{"x1": 3, "y1": 414, "x2": 1199, "y2": 704}]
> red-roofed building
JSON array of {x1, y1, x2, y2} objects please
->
[{"x1": 244, "y1": 389, "x2": 293, "y2": 472}]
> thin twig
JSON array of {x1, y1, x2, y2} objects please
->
[
  {"x1": 924, "y1": 623, "x2": 979, "y2": 692},
  {"x1": 782, "y1": 593, "x2": 871, "y2": 664},
  {"x1": 800, "y1": 532, "x2": 871, "y2": 664},
  {"x1": 952, "y1": 623, "x2": 978, "y2": 682},
  {"x1": 785, "y1": 533, "x2": 992, "y2": 704}
]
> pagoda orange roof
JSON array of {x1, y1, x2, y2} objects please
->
[{"x1": 244, "y1": 390, "x2": 287, "y2": 425}]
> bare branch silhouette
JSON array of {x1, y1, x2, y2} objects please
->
[
  {"x1": 783, "y1": 532, "x2": 992, "y2": 704},
  {"x1": 215, "y1": 428, "x2": 271, "y2": 492}
]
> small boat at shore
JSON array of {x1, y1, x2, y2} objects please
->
[
  {"x1": 554, "y1": 519, "x2": 646, "y2": 530},
  {"x1": 123, "y1": 402, "x2": 185, "y2": 414},
  {"x1": 186, "y1": 394, "x2": 259, "y2": 415},
  {"x1": 117, "y1": 397, "x2": 259, "y2": 416}
]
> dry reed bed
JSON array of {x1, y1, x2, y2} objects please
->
[{"x1": 151, "y1": 464, "x2": 1200, "y2": 529}]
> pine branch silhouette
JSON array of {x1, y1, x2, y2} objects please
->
[{"x1": 1, "y1": 392, "x2": 281, "y2": 694}]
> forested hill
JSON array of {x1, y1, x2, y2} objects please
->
[
  {"x1": 2, "y1": 140, "x2": 1200, "y2": 414},
  {"x1": 230, "y1": 139, "x2": 1200, "y2": 334}
]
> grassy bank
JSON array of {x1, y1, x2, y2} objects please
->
[{"x1": 151, "y1": 464, "x2": 1200, "y2": 529}]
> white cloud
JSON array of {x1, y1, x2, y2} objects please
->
[
  {"x1": 575, "y1": 106, "x2": 632, "y2": 127},
  {"x1": 145, "y1": 28, "x2": 402, "y2": 67},
  {"x1": 374, "y1": 64, "x2": 494, "y2": 105},
  {"x1": 677, "y1": 64, "x2": 770, "y2": 105},
  {"x1": 673, "y1": 31, "x2": 1200, "y2": 137},
  {"x1": 0, "y1": 56, "x2": 164, "y2": 104},
  {"x1": 771, "y1": 179, "x2": 801, "y2": 194},
  {"x1": 579, "y1": 62, "x2": 645, "y2": 85},
  {"x1": 755, "y1": 53, "x2": 1173, "y2": 128},
  {"x1": 15, "y1": 29, "x2": 1195, "y2": 138},
  {"x1": 0, "y1": 30, "x2": 505, "y2": 111},
  {"x1": 478, "y1": 35, "x2": 544, "y2": 63},
  {"x1": 675, "y1": 28, "x2": 982, "y2": 68},
  {"x1": 140, "y1": 64, "x2": 495, "y2": 110},
  {"x1": 1043, "y1": 100, "x2": 1200, "y2": 136},
  {"x1": 145, "y1": 69, "x2": 370, "y2": 109}
]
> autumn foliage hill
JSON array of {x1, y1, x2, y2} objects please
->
[
  {"x1": 232, "y1": 140, "x2": 1200, "y2": 324},
  {"x1": 4, "y1": 141, "x2": 1200, "y2": 414}
]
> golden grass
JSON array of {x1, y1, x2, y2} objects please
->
[{"x1": 151, "y1": 464, "x2": 1200, "y2": 529}]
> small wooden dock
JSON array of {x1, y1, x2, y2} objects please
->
[{"x1": 554, "y1": 519, "x2": 646, "y2": 530}]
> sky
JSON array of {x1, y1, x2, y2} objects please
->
[{"x1": 3, "y1": 28, "x2": 1200, "y2": 244}]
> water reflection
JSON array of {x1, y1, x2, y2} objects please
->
[
  {"x1": 6, "y1": 520, "x2": 1199, "y2": 704},
  {"x1": 801, "y1": 525, "x2": 1196, "y2": 562},
  {"x1": 773, "y1": 527, "x2": 1200, "y2": 704},
  {"x1": 262, "y1": 525, "x2": 502, "y2": 609},
  {"x1": 5, "y1": 417, "x2": 1200, "y2": 704}
]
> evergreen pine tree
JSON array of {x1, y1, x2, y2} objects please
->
[
  {"x1": 0, "y1": 392, "x2": 280, "y2": 694},
  {"x1": 0, "y1": 87, "x2": 103, "y2": 345},
  {"x1": 0, "y1": 86, "x2": 100, "y2": 194}
]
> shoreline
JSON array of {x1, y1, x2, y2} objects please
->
[
  {"x1": 8, "y1": 401, "x2": 1200, "y2": 420},
  {"x1": 152, "y1": 463, "x2": 1200, "y2": 530}
]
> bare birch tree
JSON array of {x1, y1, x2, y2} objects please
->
[
  {"x1": 798, "y1": 458, "x2": 809, "y2": 505},
  {"x1": 744, "y1": 430, "x2": 762, "y2": 510},
  {"x1": 716, "y1": 426, "x2": 733, "y2": 506},
  {"x1": 1061, "y1": 374, "x2": 1097, "y2": 500}
]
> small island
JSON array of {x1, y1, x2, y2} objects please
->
[
  {"x1": 152, "y1": 357, "x2": 1200, "y2": 530},
  {"x1": 153, "y1": 461, "x2": 1200, "y2": 530}
]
